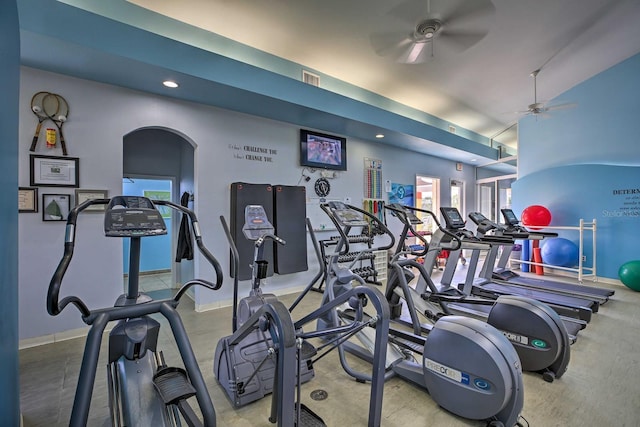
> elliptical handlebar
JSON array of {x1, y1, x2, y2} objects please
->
[
  {"x1": 47, "y1": 197, "x2": 223, "y2": 321},
  {"x1": 386, "y1": 204, "x2": 462, "y2": 256},
  {"x1": 320, "y1": 203, "x2": 353, "y2": 255},
  {"x1": 255, "y1": 232, "x2": 285, "y2": 248},
  {"x1": 384, "y1": 204, "x2": 430, "y2": 258},
  {"x1": 153, "y1": 200, "x2": 224, "y2": 291},
  {"x1": 320, "y1": 202, "x2": 395, "y2": 256},
  {"x1": 47, "y1": 198, "x2": 110, "y2": 317}
]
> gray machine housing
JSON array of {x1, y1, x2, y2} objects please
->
[
  {"x1": 421, "y1": 316, "x2": 523, "y2": 422},
  {"x1": 488, "y1": 295, "x2": 569, "y2": 378},
  {"x1": 215, "y1": 205, "x2": 315, "y2": 409},
  {"x1": 214, "y1": 292, "x2": 315, "y2": 407}
]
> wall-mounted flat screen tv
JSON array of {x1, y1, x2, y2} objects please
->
[{"x1": 299, "y1": 129, "x2": 347, "y2": 171}]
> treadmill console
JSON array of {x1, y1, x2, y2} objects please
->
[
  {"x1": 468, "y1": 211, "x2": 490, "y2": 225},
  {"x1": 440, "y1": 207, "x2": 466, "y2": 229},
  {"x1": 242, "y1": 205, "x2": 274, "y2": 241},
  {"x1": 327, "y1": 201, "x2": 368, "y2": 226},
  {"x1": 501, "y1": 209, "x2": 520, "y2": 226},
  {"x1": 468, "y1": 211, "x2": 505, "y2": 234},
  {"x1": 104, "y1": 196, "x2": 167, "y2": 237}
]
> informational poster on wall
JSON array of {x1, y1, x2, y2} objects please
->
[{"x1": 388, "y1": 183, "x2": 414, "y2": 206}]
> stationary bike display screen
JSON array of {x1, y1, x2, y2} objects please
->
[
  {"x1": 104, "y1": 196, "x2": 167, "y2": 237},
  {"x1": 501, "y1": 209, "x2": 520, "y2": 226},
  {"x1": 440, "y1": 207, "x2": 465, "y2": 229},
  {"x1": 242, "y1": 205, "x2": 274, "y2": 240}
]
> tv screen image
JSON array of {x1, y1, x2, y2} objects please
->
[{"x1": 300, "y1": 129, "x2": 347, "y2": 171}]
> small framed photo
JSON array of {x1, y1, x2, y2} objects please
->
[
  {"x1": 19, "y1": 187, "x2": 38, "y2": 213},
  {"x1": 75, "y1": 189, "x2": 109, "y2": 212},
  {"x1": 30, "y1": 154, "x2": 79, "y2": 188},
  {"x1": 42, "y1": 194, "x2": 71, "y2": 221}
]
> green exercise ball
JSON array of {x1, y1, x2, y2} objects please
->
[{"x1": 618, "y1": 260, "x2": 640, "y2": 291}]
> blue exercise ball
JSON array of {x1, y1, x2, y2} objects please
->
[
  {"x1": 618, "y1": 260, "x2": 640, "y2": 292},
  {"x1": 541, "y1": 238, "x2": 579, "y2": 268}
]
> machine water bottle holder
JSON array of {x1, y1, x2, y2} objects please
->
[{"x1": 256, "y1": 260, "x2": 269, "y2": 279}]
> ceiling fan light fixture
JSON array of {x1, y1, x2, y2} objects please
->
[{"x1": 415, "y1": 19, "x2": 441, "y2": 42}]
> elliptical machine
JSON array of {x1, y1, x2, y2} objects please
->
[
  {"x1": 316, "y1": 201, "x2": 525, "y2": 427},
  {"x1": 384, "y1": 203, "x2": 570, "y2": 383},
  {"x1": 47, "y1": 196, "x2": 224, "y2": 427},
  {"x1": 215, "y1": 205, "x2": 391, "y2": 427}
]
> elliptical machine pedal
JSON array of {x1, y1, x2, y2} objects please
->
[{"x1": 153, "y1": 366, "x2": 197, "y2": 404}]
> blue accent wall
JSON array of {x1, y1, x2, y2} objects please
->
[
  {"x1": 122, "y1": 179, "x2": 173, "y2": 274},
  {"x1": 514, "y1": 53, "x2": 640, "y2": 280},
  {"x1": 0, "y1": 0, "x2": 21, "y2": 423}
]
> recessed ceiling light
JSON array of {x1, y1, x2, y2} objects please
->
[
  {"x1": 375, "y1": 134, "x2": 384, "y2": 138},
  {"x1": 470, "y1": 158, "x2": 477, "y2": 162},
  {"x1": 163, "y1": 80, "x2": 179, "y2": 88}
]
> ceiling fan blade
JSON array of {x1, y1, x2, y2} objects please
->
[
  {"x1": 545, "y1": 102, "x2": 577, "y2": 112},
  {"x1": 369, "y1": 31, "x2": 415, "y2": 57},
  {"x1": 385, "y1": 0, "x2": 431, "y2": 26},
  {"x1": 436, "y1": 29, "x2": 489, "y2": 53},
  {"x1": 436, "y1": 0, "x2": 496, "y2": 30},
  {"x1": 397, "y1": 41, "x2": 433, "y2": 64},
  {"x1": 385, "y1": 0, "x2": 495, "y2": 29}
]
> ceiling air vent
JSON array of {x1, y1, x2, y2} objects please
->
[
  {"x1": 448, "y1": 125, "x2": 456, "y2": 134},
  {"x1": 302, "y1": 70, "x2": 320, "y2": 87}
]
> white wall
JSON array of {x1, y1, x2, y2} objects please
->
[{"x1": 19, "y1": 67, "x2": 476, "y2": 341}]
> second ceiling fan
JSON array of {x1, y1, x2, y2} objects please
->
[{"x1": 519, "y1": 69, "x2": 576, "y2": 117}]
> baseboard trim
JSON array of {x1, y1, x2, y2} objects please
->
[
  {"x1": 19, "y1": 326, "x2": 89, "y2": 349},
  {"x1": 19, "y1": 323, "x2": 120, "y2": 349},
  {"x1": 123, "y1": 269, "x2": 171, "y2": 277},
  {"x1": 194, "y1": 285, "x2": 309, "y2": 312}
]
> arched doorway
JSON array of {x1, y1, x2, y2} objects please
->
[{"x1": 122, "y1": 127, "x2": 195, "y2": 295}]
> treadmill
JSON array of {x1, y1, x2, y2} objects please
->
[
  {"x1": 427, "y1": 207, "x2": 585, "y2": 340},
  {"x1": 491, "y1": 208, "x2": 614, "y2": 302},
  {"x1": 385, "y1": 203, "x2": 586, "y2": 344},
  {"x1": 445, "y1": 208, "x2": 598, "y2": 323}
]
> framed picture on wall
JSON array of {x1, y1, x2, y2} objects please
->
[
  {"x1": 19, "y1": 187, "x2": 38, "y2": 213},
  {"x1": 42, "y1": 193, "x2": 71, "y2": 221},
  {"x1": 30, "y1": 154, "x2": 79, "y2": 187},
  {"x1": 75, "y1": 189, "x2": 109, "y2": 212}
]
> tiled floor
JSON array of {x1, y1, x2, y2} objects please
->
[
  {"x1": 19, "y1": 267, "x2": 640, "y2": 426},
  {"x1": 125, "y1": 270, "x2": 174, "y2": 293}
]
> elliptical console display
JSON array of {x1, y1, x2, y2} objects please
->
[{"x1": 104, "y1": 196, "x2": 166, "y2": 237}]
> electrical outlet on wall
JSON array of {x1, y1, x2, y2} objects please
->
[{"x1": 320, "y1": 170, "x2": 335, "y2": 178}]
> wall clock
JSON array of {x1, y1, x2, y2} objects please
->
[{"x1": 314, "y1": 178, "x2": 331, "y2": 197}]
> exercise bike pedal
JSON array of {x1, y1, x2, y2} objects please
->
[
  {"x1": 296, "y1": 403, "x2": 326, "y2": 427},
  {"x1": 153, "y1": 366, "x2": 197, "y2": 405}
]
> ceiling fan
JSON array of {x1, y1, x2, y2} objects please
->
[
  {"x1": 518, "y1": 69, "x2": 576, "y2": 117},
  {"x1": 369, "y1": 0, "x2": 496, "y2": 64}
]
